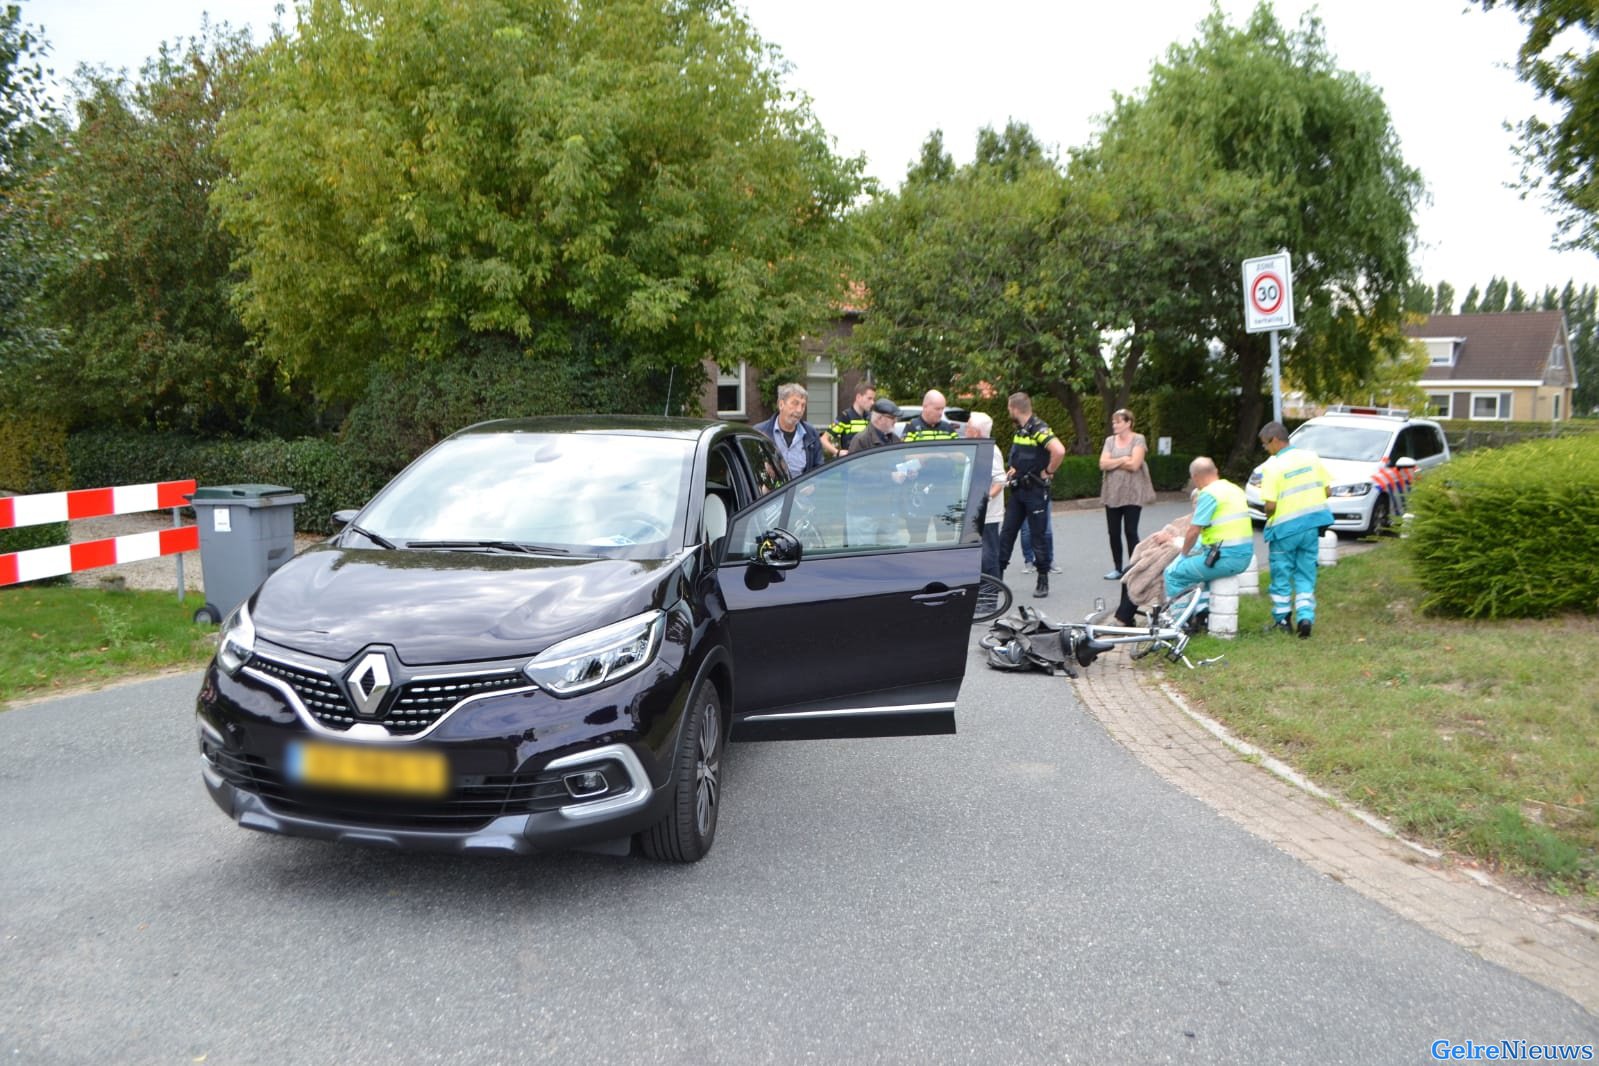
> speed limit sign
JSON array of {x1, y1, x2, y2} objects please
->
[{"x1": 1242, "y1": 253, "x2": 1294, "y2": 333}]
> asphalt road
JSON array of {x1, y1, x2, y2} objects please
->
[{"x1": 4, "y1": 506, "x2": 1595, "y2": 1065}]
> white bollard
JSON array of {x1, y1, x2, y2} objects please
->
[
  {"x1": 1207, "y1": 574, "x2": 1240, "y2": 638},
  {"x1": 1238, "y1": 550, "x2": 1260, "y2": 595},
  {"x1": 1317, "y1": 529, "x2": 1338, "y2": 567}
]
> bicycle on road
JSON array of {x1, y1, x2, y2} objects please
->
[{"x1": 980, "y1": 580, "x2": 1223, "y2": 671}]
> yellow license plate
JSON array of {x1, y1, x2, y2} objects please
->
[{"x1": 286, "y1": 741, "x2": 449, "y2": 798}]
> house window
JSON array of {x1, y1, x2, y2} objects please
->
[
  {"x1": 1552, "y1": 343, "x2": 1566, "y2": 368},
  {"x1": 1554, "y1": 393, "x2": 1562, "y2": 421},
  {"x1": 1426, "y1": 393, "x2": 1450, "y2": 418},
  {"x1": 1469, "y1": 392, "x2": 1512, "y2": 421},
  {"x1": 717, "y1": 363, "x2": 747, "y2": 419},
  {"x1": 1423, "y1": 339, "x2": 1459, "y2": 367}
]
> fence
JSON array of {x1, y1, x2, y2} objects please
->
[{"x1": 0, "y1": 480, "x2": 198, "y2": 595}]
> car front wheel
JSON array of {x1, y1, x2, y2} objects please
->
[
  {"x1": 1365, "y1": 492, "x2": 1391, "y2": 537},
  {"x1": 640, "y1": 680, "x2": 723, "y2": 863}
]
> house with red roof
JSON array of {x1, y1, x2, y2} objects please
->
[{"x1": 1403, "y1": 310, "x2": 1578, "y2": 422}]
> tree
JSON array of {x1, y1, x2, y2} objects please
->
[
  {"x1": 1564, "y1": 283, "x2": 1599, "y2": 413},
  {"x1": 1084, "y1": 4, "x2": 1423, "y2": 468},
  {"x1": 30, "y1": 24, "x2": 295, "y2": 434},
  {"x1": 0, "y1": 4, "x2": 60, "y2": 425},
  {"x1": 1461, "y1": 285, "x2": 1482, "y2": 313},
  {"x1": 1433, "y1": 281, "x2": 1456, "y2": 315},
  {"x1": 850, "y1": 124, "x2": 1108, "y2": 449},
  {"x1": 216, "y1": 0, "x2": 867, "y2": 404},
  {"x1": 1480, "y1": 277, "x2": 1509, "y2": 312},
  {"x1": 1480, "y1": 1, "x2": 1599, "y2": 251}
]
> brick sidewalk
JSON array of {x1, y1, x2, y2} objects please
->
[{"x1": 1074, "y1": 648, "x2": 1599, "y2": 1016}]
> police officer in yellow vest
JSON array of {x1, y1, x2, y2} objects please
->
[
  {"x1": 1257, "y1": 420, "x2": 1334, "y2": 638},
  {"x1": 1162, "y1": 457, "x2": 1254, "y2": 622}
]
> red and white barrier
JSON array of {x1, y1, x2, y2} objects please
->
[
  {"x1": 0, "y1": 479, "x2": 195, "y2": 529},
  {"x1": 0, "y1": 480, "x2": 198, "y2": 588}
]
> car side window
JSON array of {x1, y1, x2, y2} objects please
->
[
  {"x1": 1412, "y1": 426, "x2": 1441, "y2": 461},
  {"x1": 722, "y1": 445, "x2": 978, "y2": 563},
  {"x1": 737, "y1": 436, "x2": 787, "y2": 498}
]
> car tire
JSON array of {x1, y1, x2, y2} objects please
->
[
  {"x1": 640, "y1": 679, "x2": 723, "y2": 863},
  {"x1": 1365, "y1": 493, "x2": 1391, "y2": 538}
]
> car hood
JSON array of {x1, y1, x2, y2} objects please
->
[
  {"x1": 1247, "y1": 457, "x2": 1380, "y2": 498},
  {"x1": 249, "y1": 544, "x2": 688, "y2": 666}
]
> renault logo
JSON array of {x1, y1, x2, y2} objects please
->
[{"x1": 347, "y1": 651, "x2": 393, "y2": 718}]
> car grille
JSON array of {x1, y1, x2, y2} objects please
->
[
  {"x1": 209, "y1": 749, "x2": 576, "y2": 832},
  {"x1": 251, "y1": 657, "x2": 529, "y2": 736}
]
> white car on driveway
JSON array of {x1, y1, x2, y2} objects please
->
[{"x1": 1245, "y1": 407, "x2": 1450, "y2": 536}]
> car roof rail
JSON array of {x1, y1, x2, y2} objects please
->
[{"x1": 1323, "y1": 403, "x2": 1410, "y2": 419}]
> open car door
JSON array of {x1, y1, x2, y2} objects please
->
[{"x1": 718, "y1": 439, "x2": 992, "y2": 741}]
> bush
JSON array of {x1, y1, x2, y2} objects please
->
[
  {"x1": 0, "y1": 414, "x2": 71, "y2": 493},
  {"x1": 64, "y1": 430, "x2": 389, "y2": 535},
  {"x1": 1406, "y1": 435, "x2": 1599, "y2": 618},
  {"x1": 339, "y1": 332, "x2": 683, "y2": 486}
]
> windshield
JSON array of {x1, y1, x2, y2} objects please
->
[
  {"x1": 1289, "y1": 424, "x2": 1392, "y2": 463},
  {"x1": 357, "y1": 431, "x2": 694, "y2": 558}
]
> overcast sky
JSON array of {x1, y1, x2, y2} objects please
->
[{"x1": 26, "y1": 0, "x2": 1599, "y2": 298}]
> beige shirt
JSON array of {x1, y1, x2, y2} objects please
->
[{"x1": 1100, "y1": 433, "x2": 1156, "y2": 508}]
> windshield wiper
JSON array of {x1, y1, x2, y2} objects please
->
[
  {"x1": 348, "y1": 523, "x2": 398, "y2": 550},
  {"x1": 404, "y1": 539, "x2": 569, "y2": 556}
]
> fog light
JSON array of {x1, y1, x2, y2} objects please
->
[{"x1": 563, "y1": 770, "x2": 610, "y2": 799}]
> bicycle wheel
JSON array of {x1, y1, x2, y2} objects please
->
[
  {"x1": 972, "y1": 574, "x2": 1013, "y2": 624},
  {"x1": 1127, "y1": 627, "x2": 1166, "y2": 660}
]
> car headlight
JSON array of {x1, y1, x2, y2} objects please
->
[
  {"x1": 522, "y1": 610, "x2": 664, "y2": 697},
  {"x1": 217, "y1": 601, "x2": 256, "y2": 676},
  {"x1": 1328, "y1": 483, "x2": 1372, "y2": 497}
]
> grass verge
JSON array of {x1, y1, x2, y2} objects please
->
[
  {"x1": 1160, "y1": 542, "x2": 1598, "y2": 898},
  {"x1": 0, "y1": 586, "x2": 217, "y2": 707}
]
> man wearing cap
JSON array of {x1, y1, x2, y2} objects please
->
[
  {"x1": 845, "y1": 397, "x2": 912, "y2": 546},
  {"x1": 849, "y1": 397, "x2": 903, "y2": 454}
]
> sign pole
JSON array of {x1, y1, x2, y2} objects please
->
[
  {"x1": 1242, "y1": 251, "x2": 1295, "y2": 427},
  {"x1": 1270, "y1": 330, "x2": 1283, "y2": 424}
]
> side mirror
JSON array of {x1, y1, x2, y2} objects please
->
[
  {"x1": 330, "y1": 509, "x2": 357, "y2": 532},
  {"x1": 1394, "y1": 457, "x2": 1417, "y2": 470},
  {"x1": 754, "y1": 528, "x2": 802, "y2": 571}
]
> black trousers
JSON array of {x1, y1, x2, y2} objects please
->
[
  {"x1": 999, "y1": 490, "x2": 1051, "y2": 573},
  {"x1": 1104, "y1": 505, "x2": 1142, "y2": 571}
]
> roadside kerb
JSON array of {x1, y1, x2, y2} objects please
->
[{"x1": 1072, "y1": 647, "x2": 1599, "y2": 1016}]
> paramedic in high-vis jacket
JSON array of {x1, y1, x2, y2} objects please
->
[{"x1": 1257, "y1": 421, "x2": 1333, "y2": 639}]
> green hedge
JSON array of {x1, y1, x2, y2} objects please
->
[
  {"x1": 1406, "y1": 435, "x2": 1599, "y2": 618},
  {"x1": 65, "y1": 431, "x2": 389, "y2": 535}
]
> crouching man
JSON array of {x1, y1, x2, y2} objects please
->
[{"x1": 1162, "y1": 457, "x2": 1253, "y2": 623}]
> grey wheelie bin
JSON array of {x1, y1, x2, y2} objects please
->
[{"x1": 189, "y1": 484, "x2": 305, "y2": 624}]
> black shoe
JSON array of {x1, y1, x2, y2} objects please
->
[
  {"x1": 1033, "y1": 572, "x2": 1049, "y2": 598},
  {"x1": 1263, "y1": 619, "x2": 1290, "y2": 635},
  {"x1": 1185, "y1": 609, "x2": 1210, "y2": 634},
  {"x1": 1297, "y1": 620, "x2": 1312, "y2": 639}
]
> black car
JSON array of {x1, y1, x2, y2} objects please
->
[{"x1": 196, "y1": 416, "x2": 992, "y2": 862}]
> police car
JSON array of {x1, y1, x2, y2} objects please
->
[{"x1": 1244, "y1": 406, "x2": 1451, "y2": 536}]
